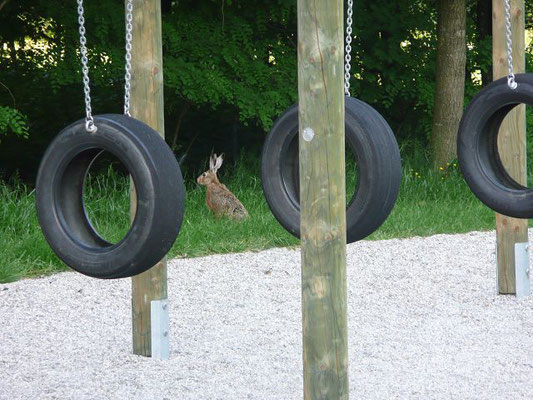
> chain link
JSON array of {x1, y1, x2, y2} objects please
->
[
  {"x1": 124, "y1": 0, "x2": 134, "y2": 116},
  {"x1": 504, "y1": 0, "x2": 518, "y2": 89},
  {"x1": 77, "y1": 0, "x2": 97, "y2": 132},
  {"x1": 77, "y1": 0, "x2": 134, "y2": 132},
  {"x1": 344, "y1": 0, "x2": 353, "y2": 96}
]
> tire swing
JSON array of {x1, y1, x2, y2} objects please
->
[
  {"x1": 261, "y1": 1, "x2": 402, "y2": 243},
  {"x1": 36, "y1": 0, "x2": 185, "y2": 279},
  {"x1": 458, "y1": 0, "x2": 532, "y2": 218}
]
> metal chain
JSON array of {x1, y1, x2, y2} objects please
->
[
  {"x1": 124, "y1": 0, "x2": 133, "y2": 116},
  {"x1": 76, "y1": 0, "x2": 134, "y2": 132},
  {"x1": 504, "y1": 0, "x2": 518, "y2": 89},
  {"x1": 77, "y1": 0, "x2": 97, "y2": 132},
  {"x1": 344, "y1": 0, "x2": 353, "y2": 96}
]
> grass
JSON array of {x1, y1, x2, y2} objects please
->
[
  {"x1": 0, "y1": 157, "x2": 509, "y2": 283},
  {"x1": 0, "y1": 181, "x2": 66, "y2": 283},
  {"x1": 372, "y1": 161, "x2": 496, "y2": 240}
]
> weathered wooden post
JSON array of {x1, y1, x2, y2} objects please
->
[
  {"x1": 493, "y1": 0, "x2": 529, "y2": 296},
  {"x1": 130, "y1": 0, "x2": 169, "y2": 357},
  {"x1": 298, "y1": 1, "x2": 349, "y2": 398}
]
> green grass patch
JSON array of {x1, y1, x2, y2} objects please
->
[
  {"x1": 370, "y1": 162, "x2": 496, "y2": 240},
  {"x1": 0, "y1": 159, "x2": 512, "y2": 283},
  {"x1": 0, "y1": 180, "x2": 68, "y2": 283}
]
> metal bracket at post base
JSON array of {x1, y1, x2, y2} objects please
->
[
  {"x1": 514, "y1": 243, "x2": 531, "y2": 298},
  {"x1": 151, "y1": 299, "x2": 169, "y2": 360}
]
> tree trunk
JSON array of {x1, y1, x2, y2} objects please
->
[{"x1": 430, "y1": 0, "x2": 467, "y2": 169}]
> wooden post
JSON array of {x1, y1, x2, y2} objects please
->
[
  {"x1": 493, "y1": 0, "x2": 527, "y2": 294},
  {"x1": 298, "y1": 1, "x2": 348, "y2": 398},
  {"x1": 130, "y1": 0, "x2": 168, "y2": 356}
]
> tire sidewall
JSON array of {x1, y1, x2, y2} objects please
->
[
  {"x1": 36, "y1": 115, "x2": 185, "y2": 278},
  {"x1": 458, "y1": 73, "x2": 533, "y2": 218},
  {"x1": 261, "y1": 97, "x2": 401, "y2": 243}
]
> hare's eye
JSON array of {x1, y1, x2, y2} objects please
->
[{"x1": 203, "y1": 172, "x2": 207, "y2": 177}]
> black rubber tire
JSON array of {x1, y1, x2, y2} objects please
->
[
  {"x1": 36, "y1": 114, "x2": 186, "y2": 279},
  {"x1": 261, "y1": 96, "x2": 402, "y2": 243},
  {"x1": 458, "y1": 73, "x2": 533, "y2": 218}
]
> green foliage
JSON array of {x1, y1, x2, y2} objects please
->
[
  {"x1": 162, "y1": 0, "x2": 298, "y2": 130},
  {"x1": 0, "y1": 0, "x2": 532, "y2": 177},
  {"x1": 345, "y1": 1, "x2": 442, "y2": 145},
  {"x1": 0, "y1": 106, "x2": 29, "y2": 139},
  {"x1": 0, "y1": 0, "x2": 301, "y2": 176}
]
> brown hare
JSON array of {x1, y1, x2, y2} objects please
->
[{"x1": 197, "y1": 153, "x2": 249, "y2": 220}]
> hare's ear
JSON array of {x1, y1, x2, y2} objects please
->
[
  {"x1": 209, "y1": 153, "x2": 217, "y2": 171},
  {"x1": 214, "y1": 153, "x2": 224, "y2": 172}
]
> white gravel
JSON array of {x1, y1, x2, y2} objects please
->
[{"x1": 1, "y1": 230, "x2": 533, "y2": 399}]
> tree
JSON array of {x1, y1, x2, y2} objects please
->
[
  {"x1": 0, "y1": 0, "x2": 515, "y2": 178},
  {"x1": 0, "y1": 0, "x2": 299, "y2": 175},
  {"x1": 430, "y1": 0, "x2": 467, "y2": 169}
]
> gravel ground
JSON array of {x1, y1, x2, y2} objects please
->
[{"x1": 1, "y1": 230, "x2": 533, "y2": 399}]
